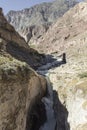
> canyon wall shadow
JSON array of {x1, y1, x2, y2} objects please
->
[
  {"x1": 6, "y1": 42, "x2": 66, "y2": 71},
  {"x1": 37, "y1": 53, "x2": 66, "y2": 75},
  {"x1": 53, "y1": 90, "x2": 70, "y2": 130}
]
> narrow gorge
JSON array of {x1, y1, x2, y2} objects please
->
[
  {"x1": 35, "y1": 55, "x2": 69, "y2": 130},
  {"x1": 0, "y1": 1, "x2": 87, "y2": 130}
]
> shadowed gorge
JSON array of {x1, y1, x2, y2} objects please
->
[
  {"x1": 6, "y1": 41, "x2": 46, "y2": 69},
  {"x1": 26, "y1": 100, "x2": 46, "y2": 130},
  {"x1": 0, "y1": 0, "x2": 87, "y2": 130},
  {"x1": 53, "y1": 91, "x2": 70, "y2": 130}
]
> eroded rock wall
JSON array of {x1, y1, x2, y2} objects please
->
[
  {"x1": 0, "y1": 56, "x2": 46, "y2": 130},
  {"x1": 0, "y1": 8, "x2": 47, "y2": 130},
  {"x1": 0, "y1": 8, "x2": 46, "y2": 69},
  {"x1": 48, "y1": 53, "x2": 87, "y2": 130}
]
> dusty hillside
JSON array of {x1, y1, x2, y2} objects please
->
[
  {"x1": 6, "y1": 0, "x2": 77, "y2": 44},
  {"x1": 36, "y1": 2, "x2": 87, "y2": 130},
  {"x1": 37, "y1": 2, "x2": 87, "y2": 55},
  {"x1": 0, "y1": 8, "x2": 47, "y2": 130}
]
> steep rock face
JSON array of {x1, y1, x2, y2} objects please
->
[
  {"x1": 38, "y1": 2, "x2": 87, "y2": 130},
  {"x1": 19, "y1": 24, "x2": 49, "y2": 45},
  {"x1": 0, "y1": 9, "x2": 46, "y2": 130},
  {"x1": 37, "y1": 2, "x2": 87, "y2": 54},
  {"x1": 0, "y1": 8, "x2": 45, "y2": 69},
  {"x1": 0, "y1": 8, "x2": 28, "y2": 49},
  {"x1": 0, "y1": 56, "x2": 46, "y2": 130},
  {"x1": 6, "y1": 0, "x2": 77, "y2": 44},
  {"x1": 49, "y1": 53, "x2": 87, "y2": 130}
]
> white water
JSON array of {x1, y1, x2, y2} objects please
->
[
  {"x1": 37, "y1": 57, "x2": 62, "y2": 130},
  {"x1": 39, "y1": 77, "x2": 56, "y2": 130}
]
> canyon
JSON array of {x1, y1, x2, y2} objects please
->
[
  {"x1": 38, "y1": 1, "x2": 87, "y2": 130},
  {"x1": 0, "y1": 0, "x2": 87, "y2": 130},
  {"x1": 6, "y1": 0, "x2": 78, "y2": 45},
  {"x1": 0, "y1": 8, "x2": 47, "y2": 130},
  {"x1": 37, "y1": 1, "x2": 87, "y2": 130}
]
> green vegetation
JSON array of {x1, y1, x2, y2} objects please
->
[
  {"x1": 0, "y1": 55, "x2": 26, "y2": 66},
  {"x1": 78, "y1": 72, "x2": 87, "y2": 78},
  {"x1": 30, "y1": 44, "x2": 36, "y2": 49},
  {"x1": 0, "y1": 56, "x2": 13, "y2": 65}
]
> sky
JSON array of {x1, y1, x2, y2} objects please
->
[{"x1": 0, "y1": 0, "x2": 53, "y2": 14}]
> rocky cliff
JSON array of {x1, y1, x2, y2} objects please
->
[
  {"x1": 6, "y1": 0, "x2": 78, "y2": 45},
  {"x1": 37, "y1": 1, "x2": 87, "y2": 54},
  {"x1": 36, "y1": 2, "x2": 87, "y2": 130},
  {"x1": 0, "y1": 56, "x2": 46, "y2": 130},
  {"x1": 0, "y1": 8, "x2": 46, "y2": 69},
  {"x1": 0, "y1": 8, "x2": 46, "y2": 130}
]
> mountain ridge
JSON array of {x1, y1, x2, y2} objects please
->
[
  {"x1": 6, "y1": 0, "x2": 78, "y2": 44},
  {"x1": 36, "y1": 1, "x2": 87, "y2": 54}
]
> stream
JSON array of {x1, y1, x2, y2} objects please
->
[
  {"x1": 34, "y1": 54, "x2": 70, "y2": 130},
  {"x1": 37, "y1": 56, "x2": 63, "y2": 130},
  {"x1": 39, "y1": 77, "x2": 56, "y2": 130}
]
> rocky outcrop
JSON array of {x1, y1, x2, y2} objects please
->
[
  {"x1": 36, "y1": 2, "x2": 87, "y2": 54},
  {"x1": 6, "y1": 0, "x2": 78, "y2": 44},
  {"x1": 35, "y1": 2, "x2": 87, "y2": 130},
  {"x1": 0, "y1": 8, "x2": 47, "y2": 130},
  {"x1": 0, "y1": 8, "x2": 46, "y2": 69},
  {"x1": 19, "y1": 24, "x2": 49, "y2": 45},
  {"x1": 0, "y1": 55, "x2": 46, "y2": 130},
  {"x1": 48, "y1": 53, "x2": 87, "y2": 130},
  {"x1": 0, "y1": 8, "x2": 28, "y2": 49}
]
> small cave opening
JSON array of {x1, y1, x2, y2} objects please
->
[{"x1": 26, "y1": 100, "x2": 47, "y2": 130}]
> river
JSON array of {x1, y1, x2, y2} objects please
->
[
  {"x1": 37, "y1": 56, "x2": 63, "y2": 130},
  {"x1": 39, "y1": 77, "x2": 56, "y2": 130}
]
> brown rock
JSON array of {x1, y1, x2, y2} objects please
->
[
  {"x1": 0, "y1": 9, "x2": 46, "y2": 69},
  {"x1": 0, "y1": 56, "x2": 46, "y2": 130},
  {"x1": 0, "y1": 9, "x2": 47, "y2": 130}
]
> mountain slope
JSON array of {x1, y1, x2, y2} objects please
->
[
  {"x1": 6, "y1": 0, "x2": 78, "y2": 44},
  {"x1": 35, "y1": 2, "x2": 87, "y2": 130},
  {"x1": 0, "y1": 8, "x2": 46, "y2": 130},
  {"x1": 36, "y1": 2, "x2": 87, "y2": 54},
  {"x1": 0, "y1": 8, "x2": 45, "y2": 69}
]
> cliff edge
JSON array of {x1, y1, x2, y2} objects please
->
[{"x1": 0, "y1": 8, "x2": 46, "y2": 130}]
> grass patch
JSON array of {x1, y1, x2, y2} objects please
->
[
  {"x1": 78, "y1": 72, "x2": 87, "y2": 78},
  {"x1": 30, "y1": 44, "x2": 36, "y2": 49}
]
